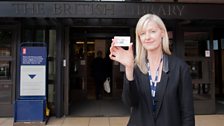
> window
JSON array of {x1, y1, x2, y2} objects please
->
[
  {"x1": 0, "y1": 61, "x2": 11, "y2": 80},
  {"x1": 0, "y1": 31, "x2": 12, "y2": 56},
  {"x1": 184, "y1": 31, "x2": 212, "y2": 101},
  {"x1": 184, "y1": 32, "x2": 209, "y2": 57},
  {"x1": 0, "y1": 83, "x2": 12, "y2": 103},
  {"x1": 0, "y1": 30, "x2": 13, "y2": 80}
]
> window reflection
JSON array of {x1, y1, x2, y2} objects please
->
[
  {"x1": 184, "y1": 32, "x2": 209, "y2": 57},
  {"x1": 23, "y1": 30, "x2": 33, "y2": 42},
  {"x1": 0, "y1": 84, "x2": 11, "y2": 103},
  {"x1": 36, "y1": 30, "x2": 45, "y2": 42},
  {"x1": 0, "y1": 61, "x2": 11, "y2": 80},
  {"x1": 22, "y1": 29, "x2": 45, "y2": 42},
  {"x1": 193, "y1": 83, "x2": 211, "y2": 100},
  {"x1": 184, "y1": 31, "x2": 212, "y2": 101},
  {"x1": 0, "y1": 31, "x2": 12, "y2": 56},
  {"x1": 186, "y1": 61, "x2": 202, "y2": 79}
]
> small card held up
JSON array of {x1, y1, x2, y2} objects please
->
[{"x1": 114, "y1": 36, "x2": 130, "y2": 47}]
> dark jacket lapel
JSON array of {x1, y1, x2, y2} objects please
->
[
  {"x1": 142, "y1": 72, "x2": 154, "y2": 114},
  {"x1": 155, "y1": 54, "x2": 169, "y2": 117}
]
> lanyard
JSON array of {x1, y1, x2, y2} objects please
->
[{"x1": 147, "y1": 56, "x2": 163, "y2": 112}]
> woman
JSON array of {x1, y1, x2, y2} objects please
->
[{"x1": 109, "y1": 14, "x2": 195, "y2": 126}]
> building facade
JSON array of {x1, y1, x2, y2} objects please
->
[{"x1": 0, "y1": 0, "x2": 224, "y2": 117}]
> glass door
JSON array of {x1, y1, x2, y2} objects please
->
[
  {"x1": 184, "y1": 31, "x2": 215, "y2": 114},
  {"x1": 0, "y1": 27, "x2": 17, "y2": 116},
  {"x1": 69, "y1": 40, "x2": 88, "y2": 102},
  {"x1": 69, "y1": 39, "x2": 97, "y2": 100}
]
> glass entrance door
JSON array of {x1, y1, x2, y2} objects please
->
[
  {"x1": 184, "y1": 31, "x2": 215, "y2": 114},
  {"x1": 67, "y1": 27, "x2": 131, "y2": 116},
  {"x1": 0, "y1": 27, "x2": 16, "y2": 116},
  {"x1": 70, "y1": 39, "x2": 107, "y2": 101}
]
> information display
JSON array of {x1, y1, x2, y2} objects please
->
[{"x1": 19, "y1": 47, "x2": 47, "y2": 96}]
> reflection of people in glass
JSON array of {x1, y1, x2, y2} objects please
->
[
  {"x1": 92, "y1": 50, "x2": 105, "y2": 100},
  {"x1": 109, "y1": 14, "x2": 195, "y2": 126}
]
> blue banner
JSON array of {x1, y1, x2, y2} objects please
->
[
  {"x1": 21, "y1": 47, "x2": 47, "y2": 65},
  {"x1": 19, "y1": 46, "x2": 47, "y2": 97}
]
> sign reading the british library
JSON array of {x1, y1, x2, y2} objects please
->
[{"x1": 0, "y1": 2, "x2": 223, "y2": 19}]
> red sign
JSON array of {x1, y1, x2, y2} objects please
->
[{"x1": 22, "y1": 48, "x2": 26, "y2": 55}]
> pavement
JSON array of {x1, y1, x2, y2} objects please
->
[{"x1": 1, "y1": 114, "x2": 224, "y2": 126}]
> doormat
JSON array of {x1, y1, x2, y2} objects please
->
[{"x1": 69, "y1": 99, "x2": 130, "y2": 117}]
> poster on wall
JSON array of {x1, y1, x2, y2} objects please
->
[{"x1": 19, "y1": 46, "x2": 47, "y2": 96}]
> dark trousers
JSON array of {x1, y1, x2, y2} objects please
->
[{"x1": 95, "y1": 78, "x2": 104, "y2": 100}]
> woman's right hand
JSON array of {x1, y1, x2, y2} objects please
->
[{"x1": 109, "y1": 39, "x2": 134, "y2": 80}]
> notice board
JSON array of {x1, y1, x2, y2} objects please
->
[{"x1": 19, "y1": 46, "x2": 47, "y2": 97}]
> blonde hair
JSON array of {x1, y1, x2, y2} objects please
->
[{"x1": 135, "y1": 14, "x2": 171, "y2": 74}]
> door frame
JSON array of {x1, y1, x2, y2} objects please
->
[{"x1": 64, "y1": 26, "x2": 70, "y2": 115}]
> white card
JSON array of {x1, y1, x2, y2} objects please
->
[{"x1": 114, "y1": 36, "x2": 130, "y2": 47}]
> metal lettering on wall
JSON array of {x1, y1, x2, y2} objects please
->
[
  {"x1": 0, "y1": 2, "x2": 185, "y2": 18},
  {"x1": 11, "y1": 3, "x2": 115, "y2": 16},
  {"x1": 0, "y1": 2, "x2": 223, "y2": 19}
]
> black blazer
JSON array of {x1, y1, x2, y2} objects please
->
[{"x1": 122, "y1": 54, "x2": 195, "y2": 126}]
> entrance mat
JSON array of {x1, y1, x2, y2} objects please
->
[{"x1": 69, "y1": 99, "x2": 130, "y2": 117}]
